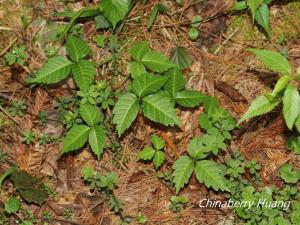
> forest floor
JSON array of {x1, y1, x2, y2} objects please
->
[{"x1": 1, "y1": 0, "x2": 300, "y2": 225}]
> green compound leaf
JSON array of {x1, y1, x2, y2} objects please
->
[
  {"x1": 139, "y1": 147, "x2": 156, "y2": 160},
  {"x1": 172, "y1": 156, "x2": 194, "y2": 194},
  {"x1": 175, "y1": 90, "x2": 204, "y2": 107},
  {"x1": 72, "y1": 60, "x2": 96, "y2": 92},
  {"x1": 195, "y1": 160, "x2": 229, "y2": 192},
  {"x1": 79, "y1": 104, "x2": 102, "y2": 126},
  {"x1": 130, "y1": 41, "x2": 150, "y2": 61},
  {"x1": 153, "y1": 151, "x2": 165, "y2": 169},
  {"x1": 29, "y1": 56, "x2": 72, "y2": 84},
  {"x1": 62, "y1": 124, "x2": 90, "y2": 153},
  {"x1": 238, "y1": 95, "x2": 280, "y2": 124},
  {"x1": 101, "y1": 0, "x2": 129, "y2": 29},
  {"x1": 187, "y1": 137, "x2": 208, "y2": 160},
  {"x1": 142, "y1": 92, "x2": 180, "y2": 126},
  {"x1": 142, "y1": 51, "x2": 175, "y2": 73},
  {"x1": 163, "y1": 68, "x2": 186, "y2": 97},
  {"x1": 132, "y1": 73, "x2": 168, "y2": 98},
  {"x1": 247, "y1": 48, "x2": 292, "y2": 75},
  {"x1": 112, "y1": 93, "x2": 139, "y2": 136},
  {"x1": 89, "y1": 125, "x2": 106, "y2": 159},
  {"x1": 66, "y1": 36, "x2": 91, "y2": 62},
  {"x1": 283, "y1": 84, "x2": 300, "y2": 130}
]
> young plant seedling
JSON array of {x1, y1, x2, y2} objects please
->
[{"x1": 139, "y1": 135, "x2": 165, "y2": 169}]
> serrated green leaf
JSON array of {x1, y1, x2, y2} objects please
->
[
  {"x1": 79, "y1": 104, "x2": 102, "y2": 126},
  {"x1": 129, "y1": 62, "x2": 146, "y2": 78},
  {"x1": 5, "y1": 197, "x2": 20, "y2": 214},
  {"x1": 62, "y1": 125, "x2": 90, "y2": 152},
  {"x1": 175, "y1": 90, "x2": 204, "y2": 107},
  {"x1": 72, "y1": 60, "x2": 96, "y2": 92},
  {"x1": 170, "y1": 46, "x2": 192, "y2": 69},
  {"x1": 272, "y1": 75, "x2": 290, "y2": 96},
  {"x1": 139, "y1": 147, "x2": 155, "y2": 160},
  {"x1": 283, "y1": 84, "x2": 300, "y2": 129},
  {"x1": 66, "y1": 36, "x2": 91, "y2": 62},
  {"x1": 295, "y1": 116, "x2": 300, "y2": 133},
  {"x1": 142, "y1": 51, "x2": 175, "y2": 73},
  {"x1": 132, "y1": 73, "x2": 168, "y2": 98},
  {"x1": 247, "y1": 0, "x2": 263, "y2": 19},
  {"x1": 187, "y1": 137, "x2": 208, "y2": 160},
  {"x1": 254, "y1": 4, "x2": 270, "y2": 35},
  {"x1": 172, "y1": 156, "x2": 194, "y2": 193},
  {"x1": 153, "y1": 151, "x2": 165, "y2": 169},
  {"x1": 286, "y1": 136, "x2": 300, "y2": 154},
  {"x1": 112, "y1": 93, "x2": 139, "y2": 136},
  {"x1": 130, "y1": 42, "x2": 149, "y2": 61},
  {"x1": 247, "y1": 48, "x2": 291, "y2": 75},
  {"x1": 142, "y1": 92, "x2": 180, "y2": 126},
  {"x1": 238, "y1": 95, "x2": 280, "y2": 124},
  {"x1": 89, "y1": 125, "x2": 105, "y2": 158},
  {"x1": 163, "y1": 68, "x2": 186, "y2": 97},
  {"x1": 101, "y1": 0, "x2": 129, "y2": 28},
  {"x1": 151, "y1": 135, "x2": 165, "y2": 150},
  {"x1": 29, "y1": 56, "x2": 72, "y2": 84},
  {"x1": 195, "y1": 160, "x2": 229, "y2": 192}
]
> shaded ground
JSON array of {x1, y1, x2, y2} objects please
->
[{"x1": 1, "y1": 0, "x2": 300, "y2": 224}]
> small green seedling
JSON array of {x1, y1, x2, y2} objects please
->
[
  {"x1": 22, "y1": 130, "x2": 36, "y2": 145},
  {"x1": 245, "y1": 158, "x2": 261, "y2": 175},
  {"x1": 169, "y1": 195, "x2": 188, "y2": 213},
  {"x1": 4, "y1": 45, "x2": 26, "y2": 66},
  {"x1": 139, "y1": 135, "x2": 165, "y2": 169}
]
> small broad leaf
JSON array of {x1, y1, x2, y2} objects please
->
[
  {"x1": 195, "y1": 160, "x2": 229, "y2": 192},
  {"x1": 189, "y1": 28, "x2": 199, "y2": 41},
  {"x1": 139, "y1": 147, "x2": 155, "y2": 160},
  {"x1": 142, "y1": 51, "x2": 175, "y2": 73},
  {"x1": 89, "y1": 125, "x2": 106, "y2": 158},
  {"x1": 170, "y1": 46, "x2": 192, "y2": 69},
  {"x1": 283, "y1": 84, "x2": 300, "y2": 129},
  {"x1": 247, "y1": 48, "x2": 291, "y2": 75},
  {"x1": 254, "y1": 4, "x2": 270, "y2": 35},
  {"x1": 247, "y1": 0, "x2": 263, "y2": 19},
  {"x1": 29, "y1": 56, "x2": 72, "y2": 84},
  {"x1": 175, "y1": 90, "x2": 204, "y2": 107},
  {"x1": 286, "y1": 136, "x2": 300, "y2": 154},
  {"x1": 238, "y1": 95, "x2": 280, "y2": 124},
  {"x1": 163, "y1": 68, "x2": 186, "y2": 97},
  {"x1": 132, "y1": 73, "x2": 168, "y2": 98},
  {"x1": 153, "y1": 151, "x2": 165, "y2": 169},
  {"x1": 101, "y1": 0, "x2": 129, "y2": 28},
  {"x1": 72, "y1": 60, "x2": 96, "y2": 92},
  {"x1": 129, "y1": 62, "x2": 146, "y2": 78},
  {"x1": 172, "y1": 156, "x2": 194, "y2": 194},
  {"x1": 142, "y1": 92, "x2": 180, "y2": 126},
  {"x1": 271, "y1": 75, "x2": 290, "y2": 96},
  {"x1": 112, "y1": 93, "x2": 139, "y2": 136},
  {"x1": 5, "y1": 197, "x2": 20, "y2": 214},
  {"x1": 11, "y1": 171, "x2": 48, "y2": 205},
  {"x1": 279, "y1": 164, "x2": 300, "y2": 184},
  {"x1": 62, "y1": 125, "x2": 90, "y2": 152},
  {"x1": 151, "y1": 135, "x2": 165, "y2": 150},
  {"x1": 295, "y1": 116, "x2": 300, "y2": 133},
  {"x1": 130, "y1": 42, "x2": 149, "y2": 61},
  {"x1": 66, "y1": 36, "x2": 91, "y2": 62},
  {"x1": 79, "y1": 104, "x2": 102, "y2": 126}
]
